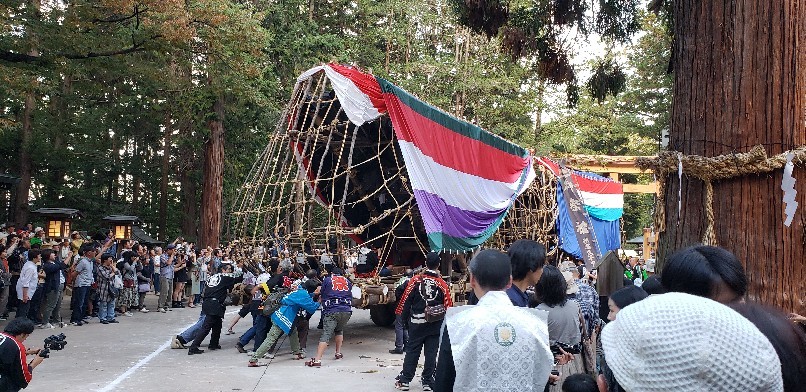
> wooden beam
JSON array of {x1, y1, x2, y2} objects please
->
[
  {"x1": 623, "y1": 183, "x2": 658, "y2": 194},
  {"x1": 570, "y1": 164, "x2": 652, "y2": 174}
]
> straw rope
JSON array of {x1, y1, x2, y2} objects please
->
[
  {"x1": 636, "y1": 145, "x2": 806, "y2": 244},
  {"x1": 226, "y1": 69, "x2": 429, "y2": 271}
]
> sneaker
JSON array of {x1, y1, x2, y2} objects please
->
[
  {"x1": 263, "y1": 353, "x2": 275, "y2": 359},
  {"x1": 0, "y1": 314, "x2": 8, "y2": 321},
  {"x1": 108, "y1": 319, "x2": 119, "y2": 324},
  {"x1": 159, "y1": 308, "x2": 167, "y2": 313},
  {"x1": 171, "y1": 336, "x2": 186, "y2": 349},
  {"x1": 236, "y1": 343, "x2": 247, "y2": 353},
  {"x1": 82, "y1": 316, "x2": 91, "y2": 321},
  {"x1": 42, "y1": 323, "x2": 54, "y2": 329},
  {"x1": 394, "y1": 381, "x2": 410, "y2": 391},
  {"x1": 36, "y1": 323, "x2": 44, "y2": 329},
  {"x1": 188, "y1": 348, "x2": 205, "y2": 355},
  {"x1": 70, "y1": 321, "x2": 83, "y2": 326},
  {"x1": 123, "y1": 312, "x2": 134, "y2": 317},
  {"x1": 139, "y1": 308, "x2": 150, "y2": 313},
  {"x1": 247, "y1": 361, "x2": 267, "y2": 367},
  {"x1": 101, "y1": 320, "x2": 109, "y2": 324},
  {"x1": 422, "y1": 384, "x2": 432, "y2": 391}
]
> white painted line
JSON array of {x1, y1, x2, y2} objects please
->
[{"x1": 97, "y1": 309, "x2": 240, "y2": 392}]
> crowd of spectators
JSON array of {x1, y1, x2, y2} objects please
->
[{"x1": 3, "y1": 221, "x2": 806, "y2": 392}]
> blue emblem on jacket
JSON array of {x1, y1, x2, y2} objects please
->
[{"x1": 271, "y1": 287, "x2": 320, "y2": 334}]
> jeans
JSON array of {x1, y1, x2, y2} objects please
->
[
  {"x1": 71, "y1": 286, "x2": 91, "y2": 323},
  {"x1": 239, "y1": 313, "x2": 270, "y2": 351},
  {"x1": 0, "y1": 285, "x2": 9, "y2": 316},
  {"x1": 28, "y1": 284, "x2": 44, "y2": 323},
  {"x1": 189, "y1": 314, "x2": 222, "y2": 350},
  {"x1": 16, "y1": 300, "x2": 31, "y2": 320},
  {"x1": 99, "y1": 300, "x2": 116, "y2": 321},
  {"x1": 158, "y1": 277, "x2": 173, "y2": 308},
  {"x1": 180, "y1": 310, "x2": 206, "y2": 343},
  {"x1": 44, "y1": 285, "x2": 64, "y2": 323},
  {"x1": 399, "y1": 325, "x2": 440, "y2": 385},
  {"x1": 250, "y1": 323, "x2": 300, "y2": 362},
  {"x1": 394, "y1": 314, "x2": 408, "y2": 350},
  {"x1": 297, "y1": 318, "x2": 310, "y2": 350},
  {"x1": 152, "y1": 273, "x2": 161, "y2": 293}
]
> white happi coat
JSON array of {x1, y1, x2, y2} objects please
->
[{"x1": 444, "y1": 290, "x2": 553, "y2": 392}]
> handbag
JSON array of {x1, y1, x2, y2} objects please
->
[
  {"x1": 123, "y1": 278, "x2": 136, "y2": 288},
  {"x1": 112, "y1": 274, "x2": 124, "y2": 290},
  {"x1": 420, "y1": 277, "x2": 446, "y2": 323},
  {"x1": 108, "y1": 285, "x2": 120, "y2": 298},
  {"x1": 577, "y1": 308, "x2": 597, "y2": 375}
]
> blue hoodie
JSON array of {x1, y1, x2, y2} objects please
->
[{"x1": 271, "y1": 288, "x2": 320, "y2": 334}]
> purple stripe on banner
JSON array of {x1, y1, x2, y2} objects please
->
[{"x1": 414, "y1": 190, "x2": 507, "y2": 238}]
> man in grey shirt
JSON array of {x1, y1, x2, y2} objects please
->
[
  {"x1": 70, "y1": 244, "x2": 98, "y2": 326},
  {"x1": 158, "y1": 244, "x2": 176, "y2": 312}
]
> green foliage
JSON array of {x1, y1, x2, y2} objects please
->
[{"x1": 0, "y1": 1, "x2": 670, "y2": 243}]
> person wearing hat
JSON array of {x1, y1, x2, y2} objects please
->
[
  {"x1": 69, "y1": 232, "x2": 83, "y2": 255},
  {"x1": 28, "y1": 229, "x2": 44, "y2": 248},
  {"x1": 394, "y1": 252, "x2": 452, "y2": 391},
  {"x1": 434, "y1": 249, "x2": 554, "y2": 392},
  {"x1": 601, "y1": 292, "x2": 783, "y2": 392},
  {"x1": 561, "y1": 261, "x2": 598, "y2": 337}
]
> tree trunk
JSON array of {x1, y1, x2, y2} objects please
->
[
  {"x1": 199, "y1": 96, "x2": 225, "y2": 248},
  {"x1": 159, "y1": 114, "x2": 171, "y2": 242},
  {"x1": 178, "y1": 115, "x2": 198, "y2": 241},
  {"x1": 14, "y1": 90, "x2": 35, "y2": 226},
  {"x1": 13, "y1": 0, "x2": 40, "y2": 226},
  {"x1": 661, "y1": 0, "x2": 805, "y2": 313}
]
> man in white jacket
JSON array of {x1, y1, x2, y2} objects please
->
[
  {"x1": 434, "y1": 249, "x2": 554, "y2": 392},
  {"x1": 15, "y1": 250, "x2": 40, "y2": 320}
]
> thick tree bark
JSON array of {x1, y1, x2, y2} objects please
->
[
  {"x1": 199, "y1": 96, "x2": 225, "y2": 248},
  {"x1": 13, "y1": 0, "x2": 41, "y2": 226},
  {"x1": 13, "y1": 91, "x2": 35, "y2": 226},
  {"x1": 158, "y1": 114, "x2": 171, "y2": 242},
  {"x1": 178, "y1": 117, "x2": 198, "y2": 241},
  {"x1": 46, "y1": 75, "x2": 72, "y2": 203},
  {"x1": 661, "y1": 1, "x2": 805, "y2": 313}
]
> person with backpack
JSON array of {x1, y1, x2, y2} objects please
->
[
  {"x1": 247, "y1": 279, "x2": 320, "y2": 367},
  {"x1": 394, "y1": 252, "x2": 453, "y2": 391}
]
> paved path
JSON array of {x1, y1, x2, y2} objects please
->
[{"x1": 2, "y1": 296, "x2": 414, "y2": 392}]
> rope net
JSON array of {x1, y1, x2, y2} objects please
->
[
  {"x1": 227, "y1": 69, "x2": 559, "y2": 273},
  {"x1": 227, "y1": 71, "x2": 428, "y2": 270}
]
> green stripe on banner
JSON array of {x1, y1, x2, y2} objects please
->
[
  {"x1": 376, "y1": 78, "x2": 528, "y2": 158},
  {"x1": 426, "y1": 211, "x2": 510, "y2": 252}
]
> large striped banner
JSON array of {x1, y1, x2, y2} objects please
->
[{"x1": 296, "y1": 64, "x2": 535, "y2": 253}]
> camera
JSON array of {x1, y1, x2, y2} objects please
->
[{"x1": 40, "y1": 333, "x2": 67, "y2": 358}]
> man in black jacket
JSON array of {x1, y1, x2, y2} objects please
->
[
  {"x1": 188, "y1": 263, "x2": 241, "y2": 355},
  {"x1": 41, "y1": 249, "x2": 68, "y2": 328},
  {"x1": 394, "y1": 253, "x2": 452, "y2": 391}
]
